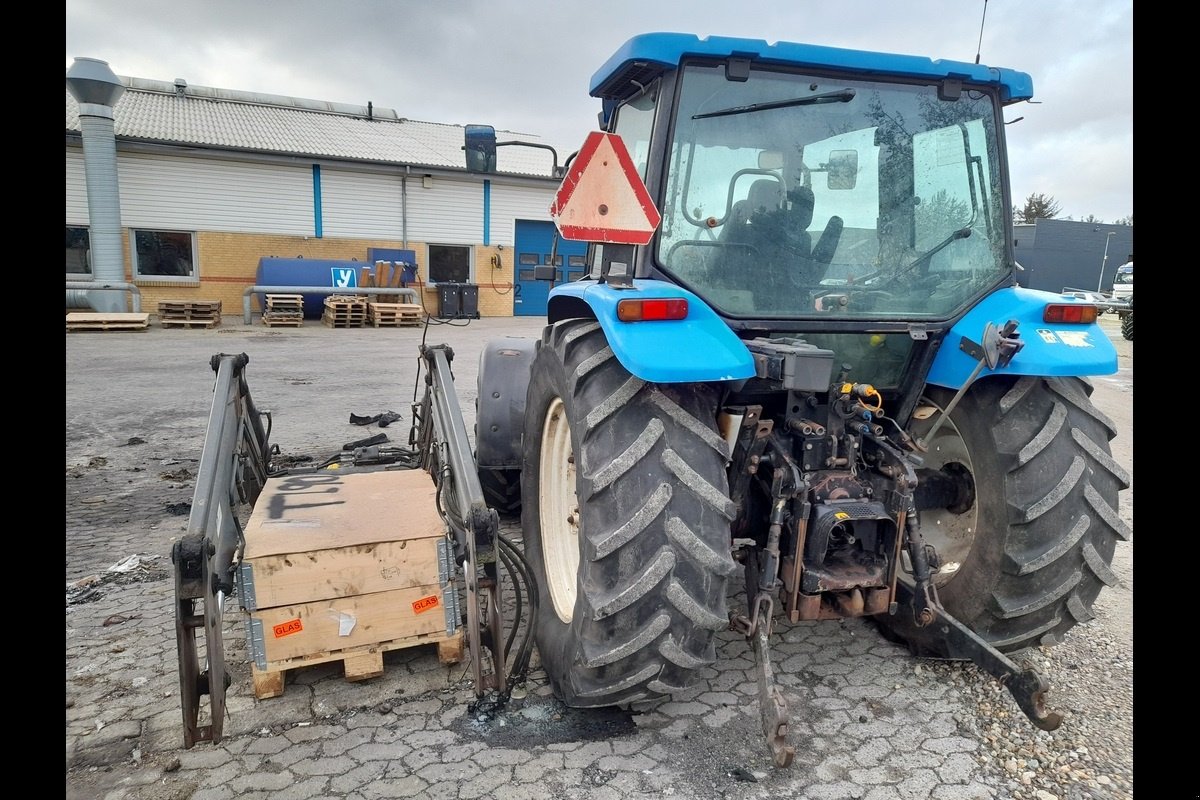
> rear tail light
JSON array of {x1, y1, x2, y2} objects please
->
[
  {"x1": 1043, "y1": 304, "x2": 1098, "y2": 324},
  {"x1": 616, "y1": 298, "x2": 689, "y2": 321}
]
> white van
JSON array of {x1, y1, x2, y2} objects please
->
[{"x1": 1111, "y1": 261, "x2": 1133, "y2": 302}]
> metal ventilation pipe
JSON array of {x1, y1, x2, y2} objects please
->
[{"x1": 66, "y1": 58, "x2": 126, "y2": 313}]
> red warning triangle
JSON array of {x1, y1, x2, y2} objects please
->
[{"x1": 549, "y1": 131, "x2": 661, "y2": 245}]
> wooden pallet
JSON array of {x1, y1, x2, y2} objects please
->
[
  {"x1": 158, "y1": 299, "x2": 222, "y2": 329},
  {"x1": 262, "y1": 294, "x2": 306, "y2": 327},
  {"x1": 250, "y1": 629, "x2": 464, "y2": 699},
  {"x1": 262, "y1": 312, "x2": 304, "y2": 327},
  {"x1": 66, "y1": 312, "x2": 150, "y2": 331},
  {"x1": 158, "y1": 299, "x2": 222, "y2": 316},
  {"x1": 323, "y1": 296, "x2": 368, "y2": 328},
  {"x1": 322, "y1": 313, "x2": 366, "y2": 328},
  {"x1": 264, "y1": 294, "x2": 304, "y2": 311},
  {"x1": 161, "y1": 317, "x2": 222, "y2": 329},
  {"x1": 369, "y1": 302, "x2": 423, "y2": 327}
]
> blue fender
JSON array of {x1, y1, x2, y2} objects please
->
[
  {"x1": 548, "y1": 279, "x2": 755, "y2": 383},
  {"x1": 927, "y1": 287, "x2": 1118, "y2": 390}
]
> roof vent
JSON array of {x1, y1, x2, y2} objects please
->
[
  {"x1": 174, "y1": 77, "x2": 187, "y2": 96},
  {"x1": 66, "y1": 57, "x2": 126, "y2": 107}
]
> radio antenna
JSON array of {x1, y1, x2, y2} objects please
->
[{"x1": 975, "y1": 0, "x2": 989, "y2": 64}]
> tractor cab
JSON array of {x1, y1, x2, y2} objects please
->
[{"x1": 576, "y1": 34, "x2": 1031, "y2": 388}]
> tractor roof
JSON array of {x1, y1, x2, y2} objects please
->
[{"x1": 590, "y1": 32, "x2": 1034, "y2": 105}]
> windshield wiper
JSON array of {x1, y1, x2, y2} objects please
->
[{"x1": 693, "y1": 89, "x2": 856, "y2": 120}]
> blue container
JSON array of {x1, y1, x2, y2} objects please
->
[{"x1": 255, "y1": 258, "x2": 368, "y2": 318}]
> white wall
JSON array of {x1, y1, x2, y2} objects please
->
[
  {"x1": 66, "y1": 147, "x2": 558, "y2": 244},
  {"x1": 117, "y1": 153, "x2": 315, "y2": 234},
  {"x1": 488, "y1": 183, "x2": 556, "y2": 246}
]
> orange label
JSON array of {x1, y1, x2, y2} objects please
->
[
  {"x1": 273, "y1": 618, "x2": 303, "y2": 638},
  {"x1": 412, "y1": 595, "x2": 440, "y2": 614}
]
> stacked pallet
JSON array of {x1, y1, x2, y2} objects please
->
[
  {"x1": 322, "y1": 295, "x2": 368, "y2": 328},
  {"x1": 66, "y1": 312, "x2": 150, "y2": 332},
  {"x1": 158, "y1": 299, "x2": 222, "y2": 329},
  {"x1": 368, "y1": 302, "x2": 423, "y2": 327},
  {"x1": 239, "y1": 469, "x2": 464, "y2": 698},
  {"x1": 262, "y1": 294, "x2": 304, "y2": 327}
]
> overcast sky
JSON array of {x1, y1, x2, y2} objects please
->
[{"x1": 66, "y1": 0, "x2": 1133, "y2": 224}]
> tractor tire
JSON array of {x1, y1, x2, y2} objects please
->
[
  {"x1": 475, "y1": 337, "x2": 537, "y2": 517},
  {"x1": 1120, "y1": 311, "x2": 1133, "y2": 341},
  {"x1": 478, "y1": 467, "x2": 522, "y2": 516},
  {"x1": 878, "y1": 376, "x2": 1130, "y2": 654},
  {"x1": 521, "y1": 319, "x2": 738, "y2": 708}
]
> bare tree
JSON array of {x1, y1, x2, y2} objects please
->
[{"x1": 1114, "y1": 214, "x2": 1133, "y2": 226}]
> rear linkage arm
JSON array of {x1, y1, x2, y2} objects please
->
[
  {"x1": 730, "y1": 428, "x2": 804, "y2": 768},
  {"x1": 870, "y1": 320, "x2": 1063, "y2": 732}
]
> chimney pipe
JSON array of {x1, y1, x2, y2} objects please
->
[{"x1": 66, "y1": 58, "x2": 127, "y2": 313}]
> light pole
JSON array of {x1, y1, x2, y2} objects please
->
[{"x1": 1097, "y1": 231, "x2": 1116, "y2": 293}]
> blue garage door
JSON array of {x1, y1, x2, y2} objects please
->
[{"x1": 513, "y1": 220, "x2": 589, "y2": 317}]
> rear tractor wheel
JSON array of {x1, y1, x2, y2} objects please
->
[
  {"x1": 877, "y1": 376, "x2": 1130, "y2": 654},
  {"x1": 521, "y1": 319, "x2": 739, "y2": 707}
]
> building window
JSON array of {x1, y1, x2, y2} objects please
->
[
  {"x1": 132, "y1": 230, "x2": 197, "y2": 280},
  {"x1": 428, "y1": 244, "x2": 471, "y2": 284},
  {"x1": 66, "y1": 226, "x2": 91, "y2": 274}
]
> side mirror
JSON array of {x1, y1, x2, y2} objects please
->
[
  {"x1": 464, "y1": 124, "x2": 497, "y2": 173},
  {"x1": 826, "y1": 150, "x2": 858, "y2": 190},
  {"x1": 533, "y1": 265, "x2": 556, "y2": 281}
]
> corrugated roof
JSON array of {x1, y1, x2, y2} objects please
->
[{"x1": 65, "y1": 77, "x2": 557, "y2": 178}]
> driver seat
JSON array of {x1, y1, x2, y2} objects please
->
[
  {"x1": 788, "y1": 186, "x2": 844, "y2": 282},
  {"x1": 720, "y1": 178, "x2": 784, "y2": 242}
]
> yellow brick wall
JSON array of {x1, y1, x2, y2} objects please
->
[
  {"x1": 473, "y1": 245, "x2": 518, "y2": 318},
  {"x1": 413, "y1": 244, "x2": 517, "y2": 318},
  {"x1": 107, "y1": 232, "x2": 518, "y2": 318}
]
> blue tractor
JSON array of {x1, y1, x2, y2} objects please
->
[{"x1": 471, "y1": 33, "x2": 1128, "y2": 766}]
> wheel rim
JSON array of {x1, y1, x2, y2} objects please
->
[
  {"x1": 539, "y1": 397, "x2": 580, "y2": 623},
  {"x1": 911, "y1": 400, "x2": 977, "y2": 588}
]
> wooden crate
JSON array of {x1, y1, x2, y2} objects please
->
[
  {"x1": 368, "y1": 302, "x2": 423, "y2": 327},
  {"x1": 239, "y1": 469, "x2": 461, "y2": 696},
  {"x1": 239, "y1": 470, "x2": 446, "y2": 609},
  {"x1": 66, "y1": 312, "x2": 150, "y2": 331}
]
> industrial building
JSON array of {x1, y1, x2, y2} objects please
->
[
  {"x1": 66, "y1": 57, "x2": 585, "y2": 320},
  {"x1": 1013, "y1": 219, "x2": 1133, "y2": 296}
]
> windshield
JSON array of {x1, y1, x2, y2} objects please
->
[
  {"x1": 656, "y1": 64, "x2": 1010, "y2": 321},
  {"x1": 1114, "y1": 268, "x2": 1133, "y2": 285}
]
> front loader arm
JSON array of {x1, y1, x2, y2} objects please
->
[{"x1": 413, "y1": 344, "x2": 508, "y2": 700}]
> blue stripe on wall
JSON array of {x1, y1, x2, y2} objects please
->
[
  {"x1": 483, "y1": 179, "x2": 491, "y2": 246},
  {"x1": 312, "y1": 164, "x2": 323, "y2": 238}
]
